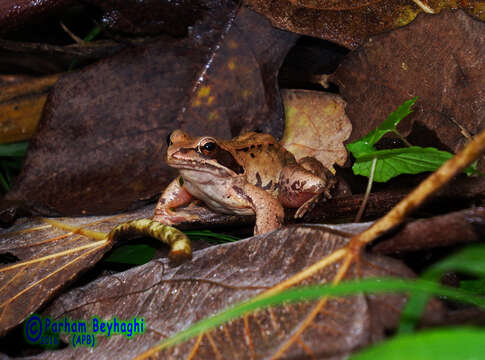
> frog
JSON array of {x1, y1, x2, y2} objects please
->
[{"x1": 153, "y1": 130, "x2": 337, "y2": 235}]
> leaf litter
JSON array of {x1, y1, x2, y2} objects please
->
[
  {"x1": 0, "y1": 5, "x2": 484, "y2": 360},
  {"x1": 2, "y1": 5, "x2": 297, "y2": 217}
]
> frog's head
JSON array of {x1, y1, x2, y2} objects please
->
[{"x1": 166, "y1": 130, "x2": 244, "y2": 178}]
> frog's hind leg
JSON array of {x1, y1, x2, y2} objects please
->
[
  {"x1": 153, "y1": 176, "x2": 201, "y2": 224},
  {"x1": 278, "y1": 157, "x2": 336, "y2": 219}
]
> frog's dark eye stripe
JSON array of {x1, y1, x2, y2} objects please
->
[
  {"x1": 212, "y1": 146, "x2": 244, "y2": 174},
  {"x1": 166, "y1": 132, "x2": 173, "y2": 146},
  {"x1": 198, "y1": 143, "x2": 243, "y2": 174}
]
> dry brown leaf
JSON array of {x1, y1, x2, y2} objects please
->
[
  {"x1": 245, "y1": 0, "x2": 485, "y2": 49},
  {"x1": 280, "y1": 89, "x2": 352, "y2": 171},
  {"x1": 28, "y1": 226, "x2": 420, "y2": 359}
]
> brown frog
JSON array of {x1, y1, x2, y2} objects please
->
[{"x1": 153, "y1": 130, "x2": 336, "y2": 235}]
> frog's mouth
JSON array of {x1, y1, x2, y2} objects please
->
[{"x1": 168, "y1": 159, "x2": 245, "y2": 179}]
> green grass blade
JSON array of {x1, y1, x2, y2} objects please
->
[
  {"x1": 0, "y1": 142, "x2": 28, "y2": 157},
  {"x1": 157, "y1": 277, "x2": 485, "y2": 352},
  {"x1": 185, "y1": 230, "x2": 240, "y2": 243},
  {"x1": 399, "y1": 244, "x2": 485, "y2": 333},
  {"x1": 423, "y1": 244, "x2": 485, "y2": 278},
  {"x1": 350, "y1": 327, "x2": 485, "y2": 360},
  {"x1": 84, "y1": 25, "x2": 101, "y2": 42},
  {"x1": 460, "y1": 279, "x2": 485, "y2": 294},
  {"x1": 0, "y1": 171, "x2": 9, "y2": 191}
]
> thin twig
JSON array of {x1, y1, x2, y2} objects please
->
[
  {"x1": 412, "y1": 0, "x2": 435, "y2": 13},
  {"x1": 355, "y1": 157, "x2": 377, "y2": 222}
]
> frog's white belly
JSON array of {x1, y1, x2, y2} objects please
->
[{"x1": 181, "y1": 175, "x2": 255, "y2": 216}]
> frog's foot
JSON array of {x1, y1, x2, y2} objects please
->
[
  {"x1": 294, "y1": 193, "x2": 319, "y2": 219},
  {"x1": 279, "y1": 163, "x2": 335, "y2": 219},
  {"x1": 293, "y1": 185, "x2": 334, "y2": 218},
  {"x1": 153, "y1": 206, "x2": 201, "y2": 224},
  {"x1": 153, "y1": 176, "x2": 202, "y2": 224}
]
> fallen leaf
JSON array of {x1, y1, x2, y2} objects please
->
[
  {"x1": 280, "y1": 89, "x2": 352, "y2": 171},
  {"x1": 2, "y1": 6, "x2": 297, "y2": 217},
  {"x1": 245, "y1": 0, "x2": 485, "y2": 49},
  {"x1": 0, "y1": 205, "x2": 157, "y2": 336},
  {"x1": 330, "y1": 10, "x2": 485, "y2": 170},
  {"x1": 0, "y1": 75, "x2": 58, "y2": 144},
  {"x1": 0, "y1": 0, "x2": 215, "y2": 36},
  {"x1": 0, "y1": 0, "x2": 72, "y2": 33},
  {"x1": 26, "y1": 226, "x2": 431, "y2": 359},
  {"x1": 83, "y1": 0, "x2": 212, "y2": 37}
]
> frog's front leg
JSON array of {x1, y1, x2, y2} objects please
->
[
  {"x1": 153, "y1": 176, "x2": 201, "y2": 224},
  {"x1": 231, "y1": 183, "x2": 284, "y2": 235},
  {"x1": 278, "y1": 157, "x2": 336, "y2": 219}
]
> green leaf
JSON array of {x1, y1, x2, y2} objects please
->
[
  {"x1": 365, "y1": 96, "x2": 417, "y2": 147},
  {"x1": 346, "y1": 141, "x2": 376, "y2": 159},
  {"x1": 158, "y1": 277, "x2": 485, "y2": 351},
  {"x1": 352, "y1": 146, "x2": 475, "y2": 182},
  {"x1": 350, "y1": 327, "x2": 485, "y2": 360},
  {"x1": 104, "y1": 244, "x2": 155, "y2": 265},
  {"x1": 0, "y1": 142, "x2": 28, "y2": 157},
  {"x1": 346, "y1": 97, "x2": 417, "y2": 158}
]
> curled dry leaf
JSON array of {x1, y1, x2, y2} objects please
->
[
  {"x1": 0, "y1": 205, "x2": 156, "y2": 336},
  {"x1": 2, "y1": 6, "x2": 297, "y2": 217},
  {"x1": 280, "y1": 89, "x2": 352, "y2": 171},
  {"x1": 331, "y1": 10, "x2": 485, "y2": 170},
  {"x1": 245, "y1": 0, "x2": 485, "y2": 49},
  {"x1": 30, "y1": 226, "x2": 422, "y2": 360}
]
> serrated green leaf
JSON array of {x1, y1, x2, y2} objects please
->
[
  {"x1": 368, "y1": 96, "x2": 417, "y2": 144},
  {"x1": 350, "y1": 327, "x2": 485, "y2": 360},
  {"x1": 352, "y1": 146, "x2": 475, "y2": 182},
  {"x1": 346, "y1": 97, "x2": 417, "y2": 158},
  {"x1": 346, "y1": 141, "x2": 376, "y2": 159},
  {"x1": 104, "y1": 244, "x2": 155, "y2": 265}
]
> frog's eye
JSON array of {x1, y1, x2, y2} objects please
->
[
  {"x1": 203, "y1": 142, "x2": 216, "y2": 151},
  {"x1": 197, "y1": 138, "x2": 217, "y2": 154}
]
